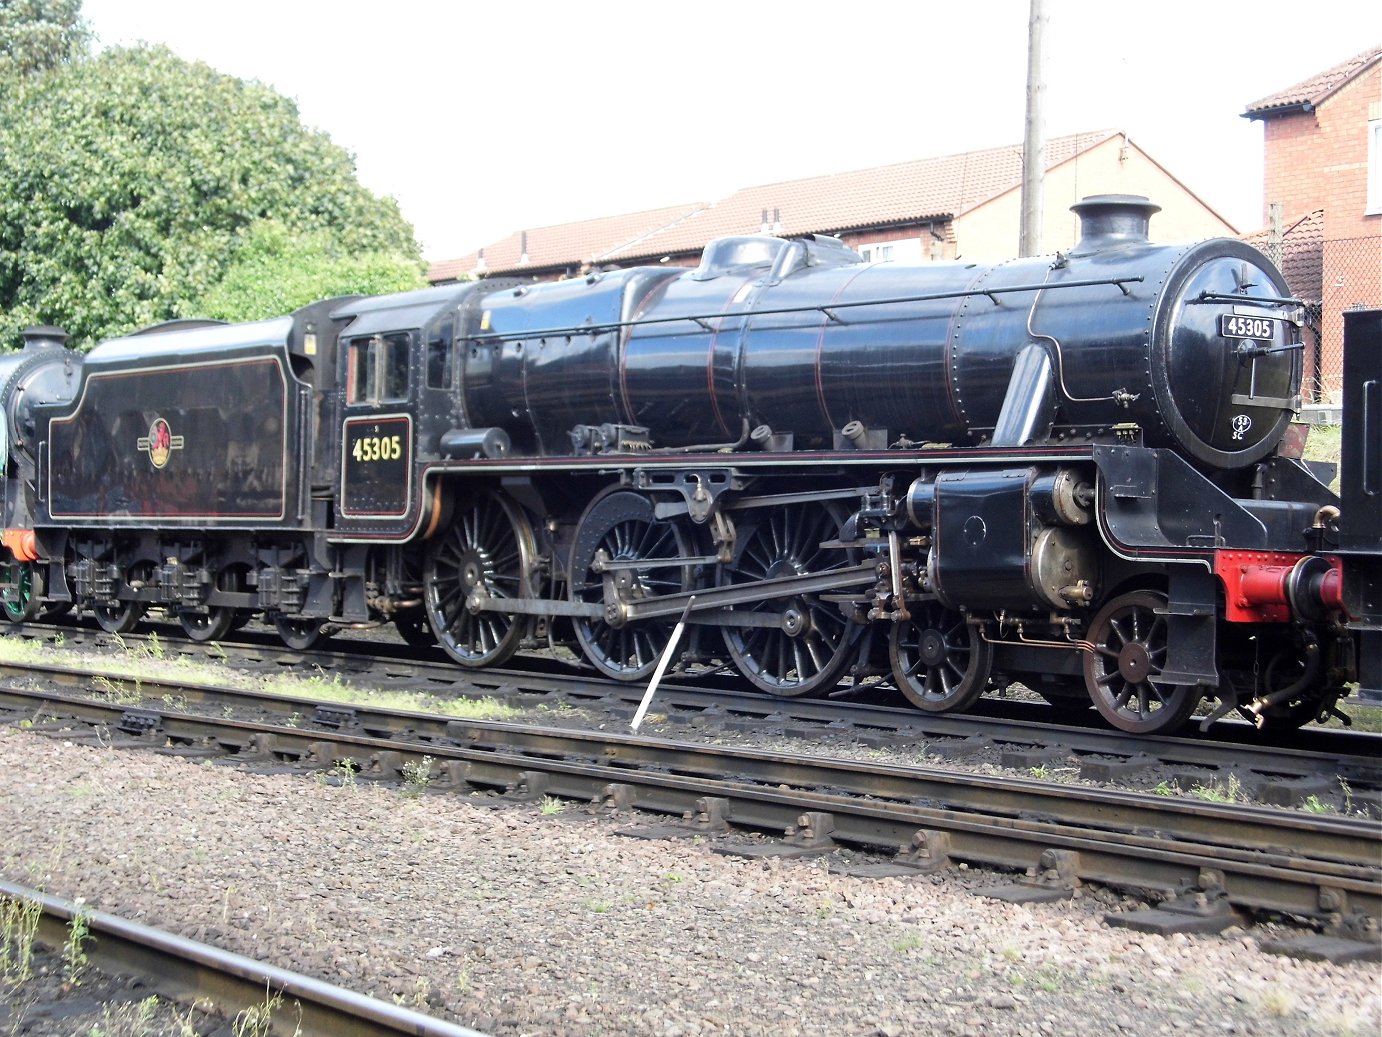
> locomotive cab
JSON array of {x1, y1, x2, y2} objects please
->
[{"x1": 330, "y1": 282, "x2": 495, "y2": 537}]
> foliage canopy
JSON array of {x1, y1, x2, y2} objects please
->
[
  {"x1": 0, "y1": 0, "x2": 89, "y2": 77},
  {"x1": 0, "y1": 43, "x2": 422, "y2": 348},
  {"x1": 199, "y1": 221, "x2": 426, "y2": 322}
]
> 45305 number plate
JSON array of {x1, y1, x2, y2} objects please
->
[{"x1": 1220, "y1": 314, "x2": 1279, "y2": 341}]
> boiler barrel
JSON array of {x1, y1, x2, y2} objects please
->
[
  {"x1": 619, "y1": 200, "x2": 1299, "y2": 467},
  {"x1": 466, "y1": 197, "x2": 1300, "y2": 469}
]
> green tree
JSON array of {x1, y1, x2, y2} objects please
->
[
  {"x1": 0, "y1": 43, "x2": 420, "y2": 348},
  {"x1": 0, "y1": 0, "x2": 89, "y2": 77},
  {"x1": 196, "y1": 220, "x2": 428, "y2": 322}
]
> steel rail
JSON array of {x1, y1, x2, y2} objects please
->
[
  {"x1": 0, "y1": 880, "x2": 490, "y2": 1037},
  {"x1": 1, "y1": 652, "x2": 1376, "y2": 794},
  {"x1": 2, "y1": 684, "x2": 1377, "y2": 927}
]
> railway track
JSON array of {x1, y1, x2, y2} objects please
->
[
  {"x1": 5, "y1": 620, "x2": 1380, "y2": 814},
  {"x1": 0, "y1": 880, "x2": 489, "y2": 1037},
  {"x1": 2, "y1": 668, "x2": 1379, "y2": 953}
]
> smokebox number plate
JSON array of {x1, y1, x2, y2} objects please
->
[{"x1": 1220, "y1": 314, "x2": 1278, "y2": 341}]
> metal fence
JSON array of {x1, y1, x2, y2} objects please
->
[{"x1": 1286, "y1": 235, "x2": 1382, "y2": 403}]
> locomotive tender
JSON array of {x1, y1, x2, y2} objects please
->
[{"x1": 2, "y1": 195, "x2": 1378, "y2": 735}]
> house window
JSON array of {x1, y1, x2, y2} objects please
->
[
  {"x1": 858, "y1": 238, "x2": 924, "y2": 263},
  {"x1": 1368, "y1": 119, "x2": 1382, "y2": 216}
]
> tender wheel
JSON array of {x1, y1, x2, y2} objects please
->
[
  {"x1": 274, "y1": 614, "x2": 328, "y2": 651},
  {"x1": 178, "y1": 606, "x2": 235, "y2": 642},
  {"x1": 394, "y1": 611, "x2": 436, "y2": 648},
  {"x1": 93, "y1": 599, "x2": 145, "y2": 634},
  {"x1": 1083, "y1": 591, "x2": 1201, "y2": 734},
  {"x1": 181, "y1": 565, "x2": 248, "y2": 642},
  {"x1": 424, "y1": 490, "x2": 536, "y2": 667},
  {"x1": 569, "y1": 490, "x2": 692, "y2": 681},
  {"x1": 1, "y1": 563, "x2": 40, "y2": 623},
  {"x1": 888, "y1": 603, "x2": 992, "y2": 712},
  {"x1": 720, "y1": 501, "x2": 857, "y2": 697}
]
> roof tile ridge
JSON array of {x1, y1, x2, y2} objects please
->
[
  {"x1": 593, "y1": 206, "x2": 711, "y2": 262},
  {"x1": 1244, "y1": 44, "x2": 1382, "y2": 114}
]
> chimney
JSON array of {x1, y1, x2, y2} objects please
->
[
  {"x1": 520, "y1": 231, "x2": 529, "y2": 266},
  {"x1": 1069, "y1": 194, "x2": 1159, "y2": 254},
  {"x1": 21, "y1": 325, "x2": 70, "y2": 352}
]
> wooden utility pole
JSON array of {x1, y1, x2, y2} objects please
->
[{"x1": 1019, "y1": 0, "x2": 1047, "y2": 257}]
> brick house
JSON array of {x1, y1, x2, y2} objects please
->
[
  {"x1": 428, "y1": 129, "x2": 1235, "y2": 284},
  {"x1": 1244, "y1": 44, "x2": 1382, "y2": 400}
]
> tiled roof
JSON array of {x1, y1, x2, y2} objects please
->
[
  {"x1": 429, "y1": 131, "x2": 1121, "y2": 281},
  {"x1": 615, "y1": 130, "x2": 1119, "y2": 262},
  {"x1": 426, "y1": 203, "x2": 708, "y2": 282},
  {"x1": 1241, "y1": 209, "x2": 1325, "y2": 300},
  {"x1": 1243, "y1": 45, "x2": 1382, "y2": 117}
]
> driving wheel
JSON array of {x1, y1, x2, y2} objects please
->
[
  {"x1": 569, "y1": 490, "x2": 692, "y2": 681},
  {"x1": 719, "y1": 501, "x2": 858, "y2": 697},
  {"x1": 424, "y1": 490, "x2": 537, "y2": 667}
]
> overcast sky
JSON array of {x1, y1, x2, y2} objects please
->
[{"x1": 80, "y1": 0, "x2": 1379, "y2": 261}]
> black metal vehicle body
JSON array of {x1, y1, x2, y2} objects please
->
[
  {"x1": 331, "y1": 284, "x2": 485, "y2": 538},
  {"x1": 453, "y1": 200, "x2": 1299, "y2": 468},
  {"x1": 0, "y1": 195, "x2": 1373, "y2": 733},
  {"x1": 1335, "y1": 309, "x2": 1382, "y2": 703},
  {"x1": 0, "y1": 327, "x2": 84, "y2": 528},
  {"x1": 43, "y1": 319, "x2": 303, "y2": 527}
]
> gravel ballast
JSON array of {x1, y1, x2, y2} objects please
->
[{"x1": 0, "y1": 728, "x2": 1377, "y2": 1037}]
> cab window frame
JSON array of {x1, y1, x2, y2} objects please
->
[
  {"x1": 345, "y1": 331, "x2": 413, "y2": 405},
  {"x1": 425, "y1": 315, "x2": 456, "y2": 391}
]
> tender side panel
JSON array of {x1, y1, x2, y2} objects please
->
[{"x1": 45, "y1": 356, "x2": 293, "y2": 524}]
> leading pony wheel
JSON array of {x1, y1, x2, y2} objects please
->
[
  {"x1": 1083, "y1": 591, "x2": 1201, "y2": 734},
  {"x1": 0, "y1": 562, "x2": 40, "y2": 623},
  {"x1": 888, "y1": 602, "x2": 991, "y2": 713},
  {"x1": 393, "y1": 611, "x2": 436, "y2": 648}
]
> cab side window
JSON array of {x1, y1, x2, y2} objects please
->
[
  {"x1": 346, "y1": 332, "x2": 412, "y2": 405},
  {"x1": 426, "y1": 316, "x2": 456, "y2": 390}
]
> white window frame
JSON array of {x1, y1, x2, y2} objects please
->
[
  {"x1": 858, "y1": 237, "x2": 924, "y2": 263},
  {"x1": 1368, "y1": 119, "x2": 1382, "y2": 216}
]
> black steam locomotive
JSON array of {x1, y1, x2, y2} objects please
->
[{"x1": 2, "y1": 195, "x2": 1378, "y2": 735}]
